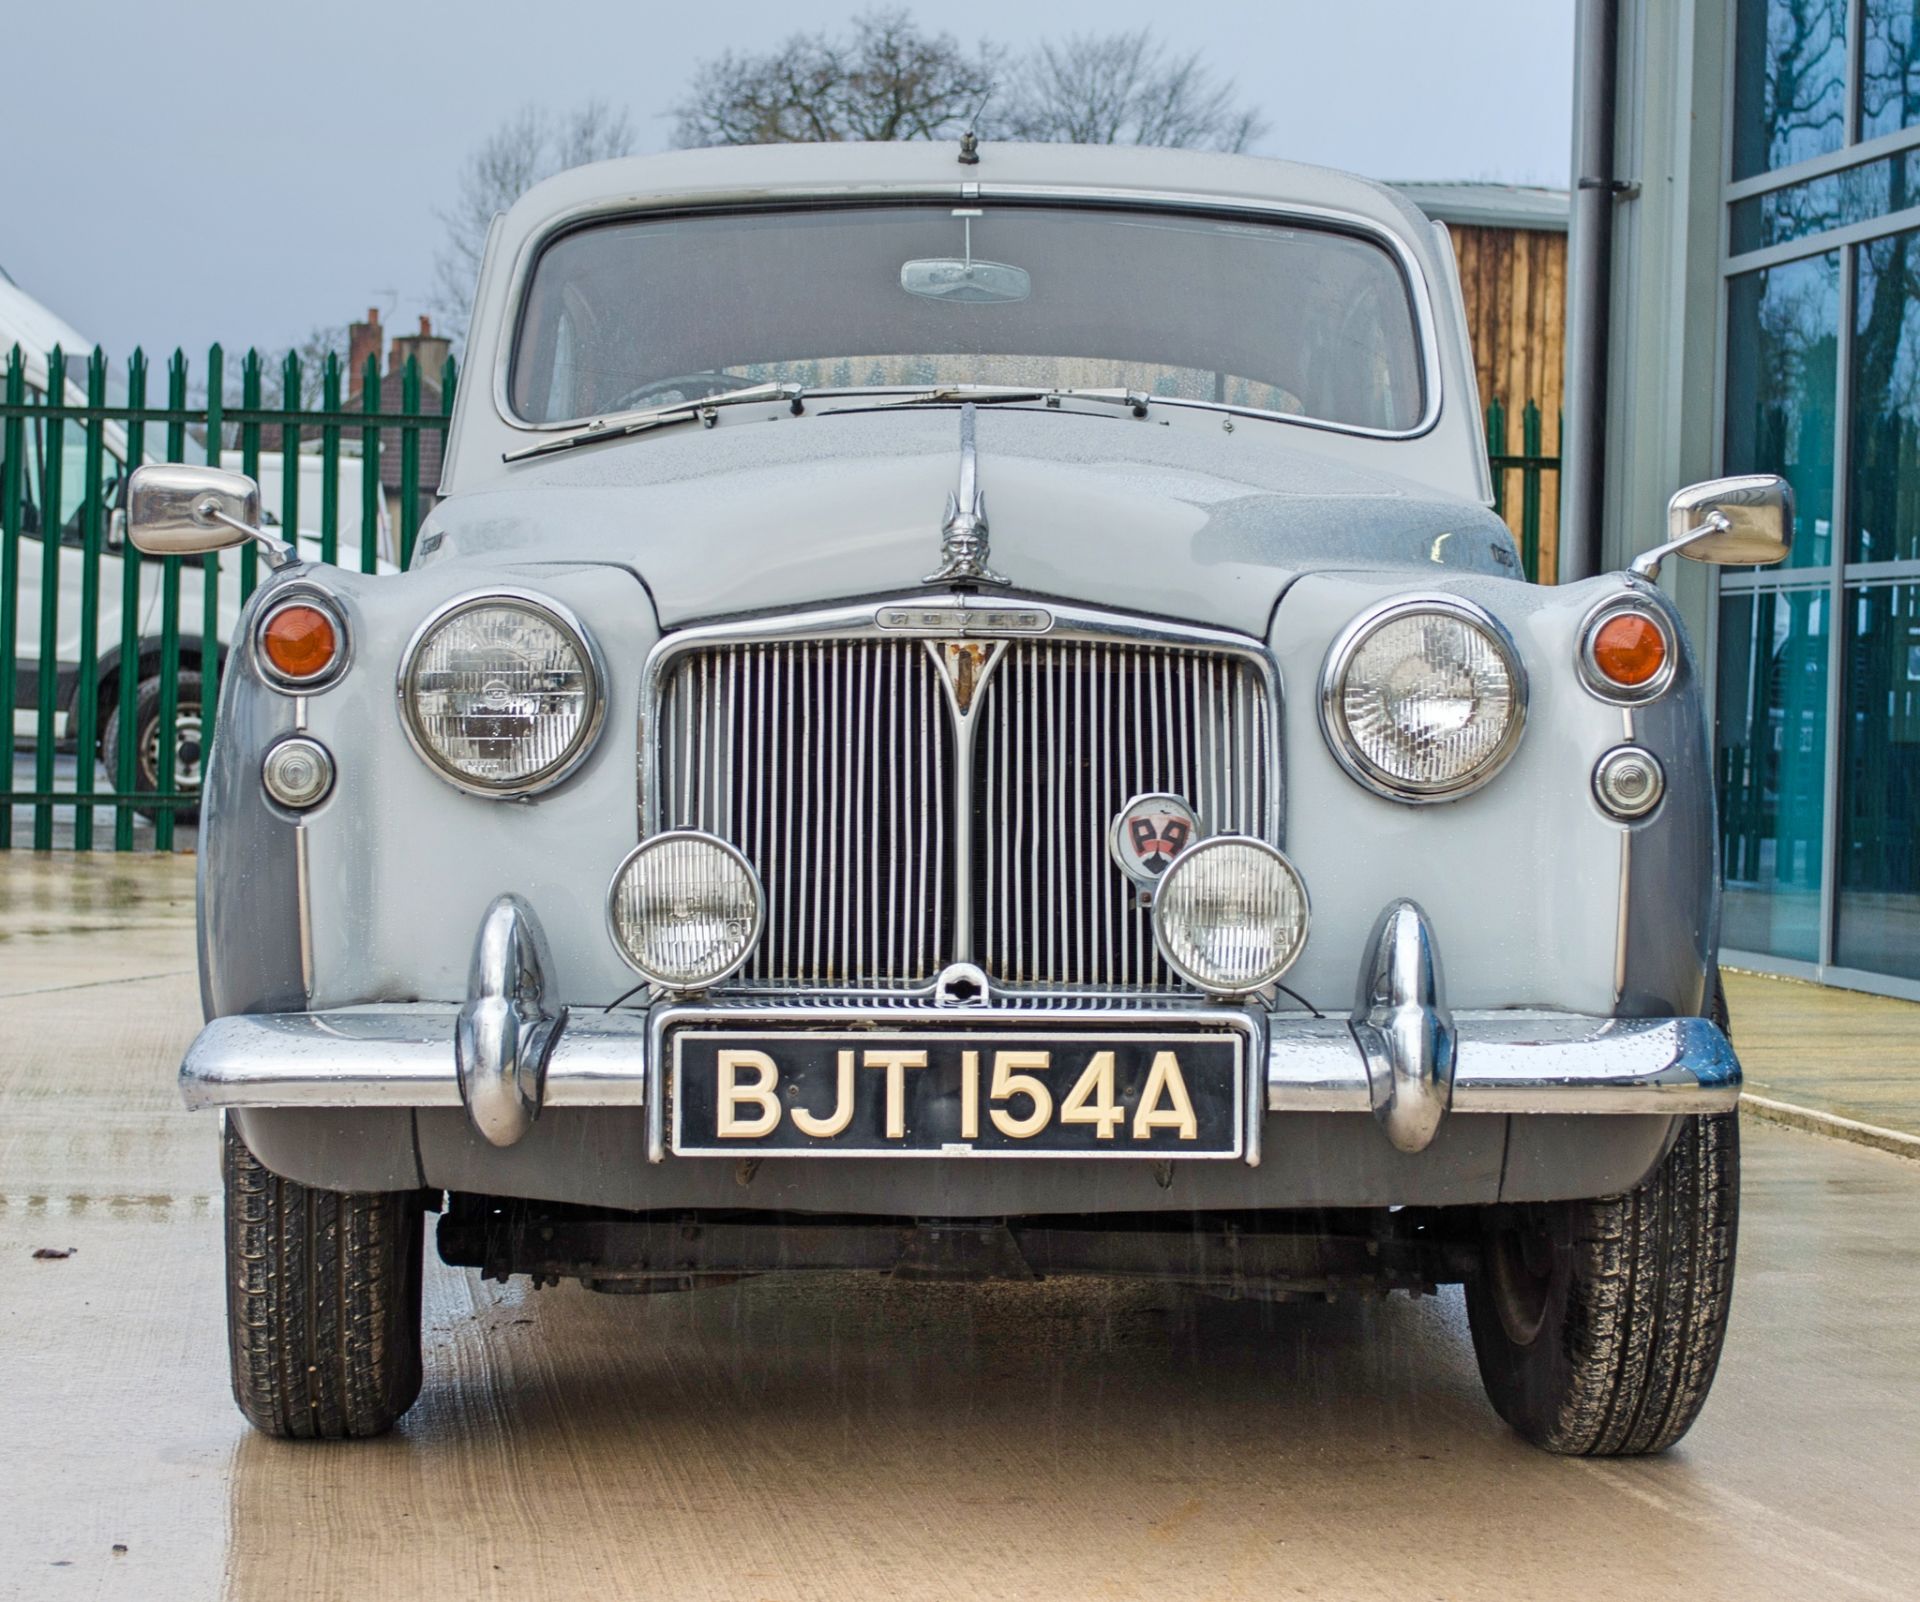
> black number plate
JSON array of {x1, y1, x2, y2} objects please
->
[{"x1": 670, "y1": 1029, "x2": 1246, "y2": 1158}]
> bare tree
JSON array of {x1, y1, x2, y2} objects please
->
[
  {"x1": 999, "y1": 30, "x2": 1266, "y2": 152},
  {"x1": 672, "y1": 13, "x2": 1263, "y2": 155},
  {"x1": 430, "y1": 100, "x2": 638, "y2": 341},
  {"x1": 671, "y1": 8, "x2": 1000, "y2": 146},
  {"x1": 276, "y1": 324, "x2": 350, "y2": 409}
]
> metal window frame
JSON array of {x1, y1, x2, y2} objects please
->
[{"x1": 1713, "y1": 0, "x2": 1920, "y2": 997}]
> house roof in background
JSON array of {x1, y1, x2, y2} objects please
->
[{"x1": 1388, "y1": 182, "x2": 1570, "y2": 232}]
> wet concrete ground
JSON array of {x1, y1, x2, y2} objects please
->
[
  {"x1": 1726, "y1": 967, "x2": 1920, "y2": 1139},
  {"x1": 3, "y1": 853, "x2": 1918, "y2": 1600}
]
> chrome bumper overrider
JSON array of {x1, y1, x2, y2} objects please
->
[{"x1": 183, "y1": 895, "x2": 1741, "y2": 1160}]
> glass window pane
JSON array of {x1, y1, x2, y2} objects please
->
[
  {"x1": 1734, "y1": 0, "x2": 1850, "y2": 180},
  {"x1": 1725, "y1": 254, "x2": 1840, "y2": 569},
  {"x1": 0, "y1": 404, "x2": 46, "y2": 538},
  {"x1": 56, "y1": 428, "x2": 121, "y2": 548},
  {"x1": 1835, "y1": 581, "x2": 1920, "y2": 977},
  {"x1": 1729, "y1": 146, "x2": 1920, "y2": 251},
  {"x1": 509, "y1": 206, "x2": 1426, "y2": 432},
  {"x1": 1850, "y1": 226, "x2": 1920, "y2": 561},
  {"x1": 1718, "y1": 587, "x2": 1831, "y2": 961},
  {"x1": 1862, "y1": 0, "x2": 1920, "y2": 140}
]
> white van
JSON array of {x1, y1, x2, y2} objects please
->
[{"x1": 0, "y1": 272, "x2": 393, "y2": 809}]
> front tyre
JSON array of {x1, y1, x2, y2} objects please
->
[
  {"x1": 223, "y1": 1122, "x2": 425, "y2": 1439},
  {"x1": 1465, "y1": 1110, "x2": 1739, "y2": 1455}
]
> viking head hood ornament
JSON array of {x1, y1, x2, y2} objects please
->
[{"x1": 924, "y1": 403, "x2": 1008, "y2": 587}]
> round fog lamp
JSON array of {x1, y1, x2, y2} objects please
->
[
  {"x1": 1153, "y1": 836, "x2": 1310, "y2": 995},
  {"x1": 262, "y1": 736, "x2": 334, "y2": 809},
  {"x1": 607, "y1": 832, "x2": 764, "y2": 989}
]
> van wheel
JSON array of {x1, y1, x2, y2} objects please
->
[
  {"x1": 101, "y1": 669, "x2": 202, "y2": 824},
  {"x1": 223, "y1": 1122, "x2": 426, "y2": 1439},
  {"x1": 1465, "y1": 1109, "x2": 1739, "y2": 1455}
]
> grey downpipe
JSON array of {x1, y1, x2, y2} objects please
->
[{"x1": 1561, "y1": 0, "x2": 1621, "y2": 583}]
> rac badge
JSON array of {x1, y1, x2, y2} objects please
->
[{"x1": 1109, "y1": 793, "x2": 1200, "y2": 888}]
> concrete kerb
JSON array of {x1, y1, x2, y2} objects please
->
[{"x1": 1740, "y1": 1093, "x2": 1920, "y2": 1162}]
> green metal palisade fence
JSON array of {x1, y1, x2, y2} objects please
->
[
  {"x1": 0, "y1": 343, "x2": 454, "y2": 851},
  {"x1": 1484, "y1": 397, "x2": 1560, "y2": 584}
]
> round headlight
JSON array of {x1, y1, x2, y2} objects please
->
[
  {"x1": 1153, "y1": 837, "x2": 1309, "y2": 995},
  {"x1": 399, "y1": 593, "x2": 603, "y2": 795},
  {"x1": 1320, "y1": 598, "x2": 1527, "y2": 801},
  {"x1": 607, "y1": 832, "x2": 764, "y2": 990}
]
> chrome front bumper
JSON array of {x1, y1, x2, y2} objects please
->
[{"x1": 181, "y1": 895, "x2": 1741, "y2": 1163}]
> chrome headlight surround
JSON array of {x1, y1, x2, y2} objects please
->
[
  {"x1": 1318, "y1": 595, "x2": 1528, "y2": 804},
  {"x1": 396, "y1": 589, "x2": 606, "y2": 798},
  {"x1": 1152, "y1": 836, "x2": 1311, "y2": 997},
  {"x1": 606, "y1": 831, "x2": 765, "y2": 991}
]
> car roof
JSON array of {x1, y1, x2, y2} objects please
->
[{"x1": 502, "y1": 140, "x2": 1437, "y2": 244}]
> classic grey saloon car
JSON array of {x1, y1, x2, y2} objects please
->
[{"x1": 131, "y1": 141, "x2": 1789, "y2": 1453}]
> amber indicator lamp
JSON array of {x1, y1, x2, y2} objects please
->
[
  {"x1": 260, "y1": 603, "x2": 339, "y2": 681},
  {"x1": 1590, "y1": 612, "x2": 1667, "y2": 688}
]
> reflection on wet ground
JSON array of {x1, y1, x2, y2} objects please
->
[{"x1": 2, "y1": 854, "x2": 1918, "y2": 1600}]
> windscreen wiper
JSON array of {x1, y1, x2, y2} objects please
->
[
  {"x1": 819, "y1": 384, "x2": 1153, "y2": 418},
  {"x1": 502, "y1": 383, "x2": 806, "y2": 462}
]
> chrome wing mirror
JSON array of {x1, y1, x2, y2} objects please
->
[
  {"x1": 125, "y1": 463, "x2": 295, "y2": 568},
  {"x1": 1630, "y1": 474, "x2": 1793, "y2": 581}
]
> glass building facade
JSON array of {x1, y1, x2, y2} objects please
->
[{"x1": 1720, "y1": 1, "x2": 1920, "y2": 992}]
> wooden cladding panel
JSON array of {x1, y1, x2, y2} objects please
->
[{"x1": 1448, "y1": 224, "x2": 1565, "y2": 580}]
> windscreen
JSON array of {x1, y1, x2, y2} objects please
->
[{"x1": 509, "y1": 204, "x2": 1427, "y2": 433}]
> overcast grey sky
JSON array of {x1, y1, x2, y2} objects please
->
[{"x1": 1, "y1": 0, "x2": 1574, "y2": 361}]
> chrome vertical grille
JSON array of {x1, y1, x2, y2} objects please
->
[
  {"x1": 979, "y1": 642, "x2": 1275, "y2": 988},
  {"x1": 656, "y1": 640, "x2": 954, "y2": 986},
  {"x1": 653, "y1": 626, "x2": 1277, "y2": 993}
]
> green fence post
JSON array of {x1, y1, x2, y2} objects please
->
[
  {"x1": 70, "y1": 349, "x2": 109, "y2": 850},
  {"x1": 201, "y1": 344, "x2": 223, "y2": 767},
  {"x1": 320, "y1": 353, "x2": 340, "y2": 567},
  {"x1": 1486, "y1": 398, "x2": 1508, "y2": 521},
  {"x1": 399, "y1": 355, "x2": 421, "y2": 568},
  {"x1": 0, "y1": 347, "x2": 24, "y2": 850},
  {"x1": 239, "y1": 349, "x2": 261, "y2": 601},
  {"x1": 32, "y1": 348, "x2": 68, "y2": 849},
  {"x1": 153, "y1": 349, "x2": 188, "y2": 853},
  {"x1": 114, "y1": 349, "x2": 148, "y2": 851},
  {"x1": 1521, "y1": 400, "x2": 1543, "y2": 584},
  {"x1": 281, "y1": 349, "x2": 301, "y2": 575},
  {"x1": 361, "y1": 354, "x2": 380, "y2": 575}
]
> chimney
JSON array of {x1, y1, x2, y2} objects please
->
[
  {"x1": 389, "y1": 314, "x2": 452, "y2": 392},
  {"x1": 347, "y1": 307, "x2": 383, "y2": 399}
]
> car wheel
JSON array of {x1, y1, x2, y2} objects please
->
[
  {"x1": 1464, "y1": 1100, "x2": 1739, "y2": 1456},
  {"x1": 222, "y1": 1121, "x2": 426, "y2": 1439},
  {"x1": 101, "y1": 669, "x2": 203, "y2": 825}
]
